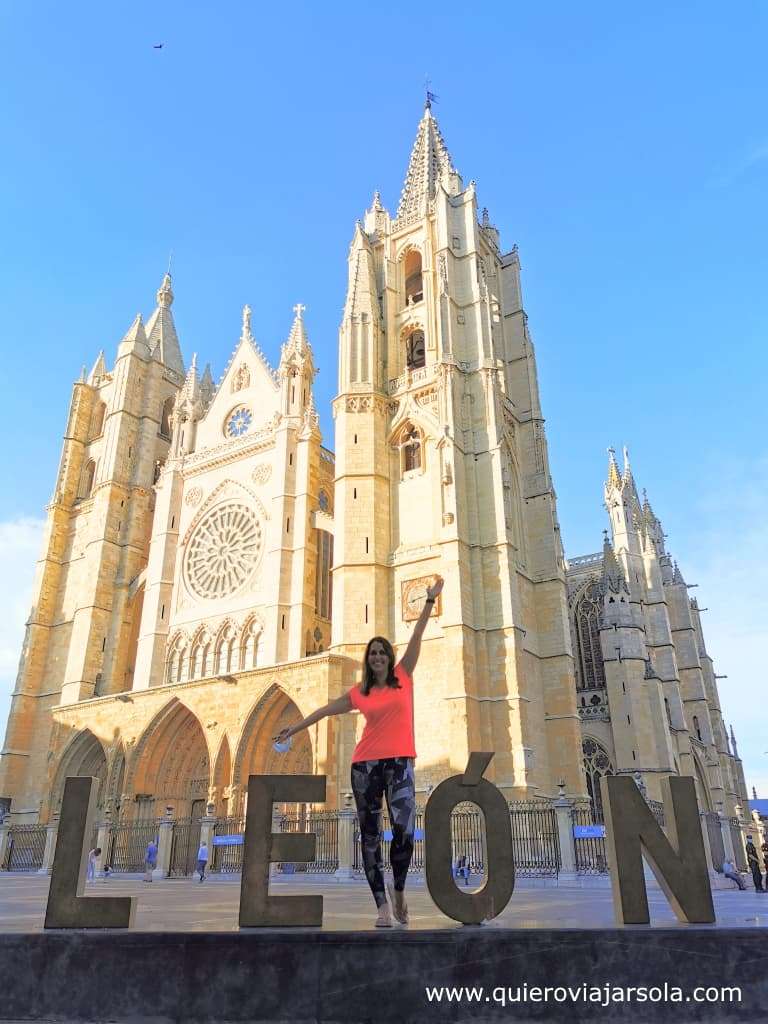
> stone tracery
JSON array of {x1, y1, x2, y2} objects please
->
[{"x1": 184, "y1": 503, "x2": 263, "y2": 600}]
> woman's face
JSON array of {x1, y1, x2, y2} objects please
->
[{"x1": 367, "y1": 641, "x2": 389, "y2": 676}]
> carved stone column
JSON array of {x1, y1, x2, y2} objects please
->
[{"x1": 39, "y1": 814, "x2": 60, "y2": 875}]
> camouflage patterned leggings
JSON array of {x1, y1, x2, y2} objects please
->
[{"x1": 351, "y1": 757, "x2": 415, "y2": 908}]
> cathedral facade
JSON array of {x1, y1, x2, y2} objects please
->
[{"x1": 0, "y1": 107, "x2": 748, "y2": 828}]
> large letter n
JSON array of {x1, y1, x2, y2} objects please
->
[{"x1": 601, "y1": 775, "x2": 714, "y2": 924}]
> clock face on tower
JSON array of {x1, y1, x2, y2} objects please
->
[
  {"x1": 225, "y1": 406, "x2": 253, "y2": 438},
  {"x1": 401, "y1": 575, "x2": 440, "y2": 622}
]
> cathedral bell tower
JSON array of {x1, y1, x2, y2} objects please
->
[
  {"x1": 331, "y1": 104, "x2": 585, "y2": 798},
  {"x1": 0, "y1": 275, "x2": 183, "y2": 818}
]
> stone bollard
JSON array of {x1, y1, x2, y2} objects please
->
[
  {"x1": 39, "y1": 814, "x2": 60, "y2": 875},
  {"x1": 719, "y1": 812, "x2": 736, "y2": 865},
  {"x1": 95, "y1": 819, "x2": 111, "y2": 878},
  {"x1": 155, "y1": 810, "x2": 175, "y2": 879},
  {"x1": 0, "y1": 815, "x2": 12, "y2": 870},
  {"x1": 553, "y1": 791, "x2": 578, "y2": 881},
  {"x1": 334, "y1": 807, "x2": 357, "y2": 880}
]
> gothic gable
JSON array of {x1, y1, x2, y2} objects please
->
[{"x1": 195, "y1": 329, "x2": 280, "y2": 450}]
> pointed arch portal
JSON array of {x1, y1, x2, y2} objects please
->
[
  {"x1": 129, "y1": 701, "x2": 210, "y2": 820},
  {"x1": 50, "y1": 730, "x2": 108, "y2": 821},
  {"x1": 232, "y1": 686, "x2": 312, "y2": 815}
]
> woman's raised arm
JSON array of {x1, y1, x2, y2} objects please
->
[
  {"x1": 400, "y1": 576, "x2": 444, "y2": 676},
  {"x1": 273, "y1": 693, "x2": 353, "y2": 744}
]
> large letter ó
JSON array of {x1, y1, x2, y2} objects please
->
[
  {"x1": 239, "y1": 774, "x2": 326, "y2": 927},
  {"x1": 425, "y1": 753, "x2": 514, "y2": 924},
  {"x1": 601, "y1": 775, "x2": 714, "y2": 924},
  {"x1": 44, "y1": 776, "x2": 136, "y2": 929}
]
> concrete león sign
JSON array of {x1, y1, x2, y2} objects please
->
[{"x1": 44, "y1": 757, "x2": 714, "y2": 929}]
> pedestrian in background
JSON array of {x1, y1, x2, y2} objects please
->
[
  {"x1": 745, "y1": 837, "x2": 764, "y2": 892},
  {"x1": 196, "y1": 841, "x2": 209, "y2": 882},
  {"x1": 721, "y1": 858, "x2": 746, "y2": 890},
  {"x1": 86, "y1": 846, "x2": 101, "y2": 881},
  {"x1": 143, "y1": 838, "x2": 158, "y2": 882}
]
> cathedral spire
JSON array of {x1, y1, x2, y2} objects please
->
[
  {"x1": 279, "y1": 303, "x2": 315, "y2": 380},
  {"x1": 118, "y1": 312, "x2": 149, "y2": 358},
  {"x1": 395, "y1": 106, "x2": 461, "y2": 224},
  {"x1": 601, "y1": 530, "x2": 626, "y2": 592},
  {"x1": 621, "y1": 445, "x2": 640, "y2": 501},
  {"x1": 88, "y1": 350, "x2": 107, "y2": 385},
  {"x1": 145, "y1": 272, "x2": 184, "y2": 376},
  {"x1": 606, "y1": 446, "x2": 622, "y2": 490},
  {"x1": 200, "y1": 362, "x2": 214, "y2": 407},
  {"x1": 283, "y1": 303, "x2": 311, "y2": 360},
  {"x1": 730, "y1": 723, "x2": 739, "y2": 758}
]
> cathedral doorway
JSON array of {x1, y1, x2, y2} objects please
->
[
  {"x1": 129, "y1": 701, "x2": 210, "y2": 821},
  {"x1": 691, "y1": 749, "x2": 713, "y2": 813},
  {"x1": 582, "y1": 737, "x2": 614, "y2": 822},
  {"x1": 49, "y1": 730, "x2": 108, "y2": 823},
  {"x1": 232, "y1": 686, "x2": 312, "y2": 817}
]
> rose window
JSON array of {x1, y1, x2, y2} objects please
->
[
  {"x1": 226, "y1": 406, "x2": 253, "y2": 438},
  {"x1": 184, "y1": 504, "x2": 263, "y2": 599}
]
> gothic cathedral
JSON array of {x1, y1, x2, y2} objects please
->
[{"x1": 0, "y1": 106, "x2": 748, "y2": 828}]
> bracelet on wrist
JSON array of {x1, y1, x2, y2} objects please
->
[{"x1": 425, "y1": 598, "x2": 435, "y2": 604}]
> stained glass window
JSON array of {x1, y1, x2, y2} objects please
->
[
  {"x1": 226, "y1": 406, "x2": 253, "y2": 438},
  {"x1": 573, "y1": 582, "x2": 606, "y2": 691}
]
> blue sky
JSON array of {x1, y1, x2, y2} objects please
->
[{"x1": 0, "y1": 3, "x2": 766, "y2": 796}]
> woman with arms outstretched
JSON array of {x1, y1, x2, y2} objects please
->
[{"x1": 274, "y1": 575, "x2": 444, "y2": 927}]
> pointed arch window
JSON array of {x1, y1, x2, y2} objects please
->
[
  {"x1": 215, "y1": 625, "x2": 238, "y2": 675},
  {"x1": 582, "y1": 737, "x2": 614, "y2": 822},
  {"x1": 405, "y1": 329, "x2": 425, "y2": 370},
  {"x1": 240, "y1": 620, "x2": 261, "y2": 670},
  {"x1": 166, "y1": 635, "x2": 187, "y2": 685},
  {"x1": 398, "y1": 425, "x2": 423, "y2": 476},
  {"x1": 90, "y1": 401, "x2": 106, "y2": 440},
  {"x1": 693, "y1": 714, "x2": 702, "y2": 742},
  {"x1": 190, "y1": 635, "x2": 211, "y2": 680},
  {"x1": 79, "y1": 459, "x2": 96, "y2": 500},
  {"x1": 315, "y1": 529, "x2": 334, "y2": 620},
  {"x1": 573, "y1": 582, "x2": 606, "y2": 691},
  {"x1": 160, "y1": 397, "x2": 174, "y2": 439},
  {"x1": 404, "y1": 249, "x2": 423, "y2": 306}
]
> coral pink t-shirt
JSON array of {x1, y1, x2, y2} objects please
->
[{"x1": 348, "y1": 663, "x2": 416, "y2": 762}]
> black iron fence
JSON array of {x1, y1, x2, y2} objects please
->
[
  {"x1": 279, "y1": 810, "x2": 338, "y2": 873},
  {"x1": 353, "y1": 807, "x2": 427, "y2": 874},
  {"x1": 211, "y1": 816, "x2": 245, "y2": 874},
  {"x1": 572, "y1": 805, "x2": 608, "y2": 874},
  {"x1": 105, "y1": 821, "x2": 160, "y2": 873},
  {"x1": 509, "y1": 800, "x2": 560, "y2": 877},
  {"x1": 351, "y1": 800, "x2": 560, "y2": 878},
  {"x1": 169, "y1": 817, "x2": 202, "y2": 877},
  {"x1": 2, "y1": 824, "x2": 47, "y2": 872}
]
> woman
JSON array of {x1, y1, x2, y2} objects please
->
[{"x1": 275, "y1": 575, "x2": 443, "y2": 927}]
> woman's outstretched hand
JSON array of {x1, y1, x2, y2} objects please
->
[
  {"x1": 427, "y1": 576, "x2": 444, "y2": 601},
  {"x1": 273, "y1": 727, "x2": 292, "y2": 744}
]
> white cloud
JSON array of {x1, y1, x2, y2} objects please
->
[
  {"x1": 709, "y1": 141, "x2": 768, "y2": 188},
  {"x1": 0, "y1": 518, "x2": 45, "y2": 741},
  {"x1": 675, "y1": 456, "x2": 768, "y2": 802}
]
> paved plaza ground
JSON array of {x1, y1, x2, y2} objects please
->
[{"x1": 1, "y1": 871, "x2": 767, "y2": 931}]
